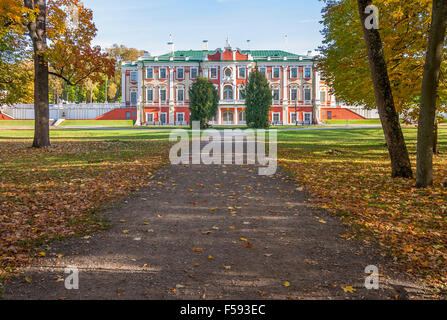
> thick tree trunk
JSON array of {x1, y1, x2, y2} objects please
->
[
  {"x1": 358, "y1": 0, "x2": 413, "y2": 178},
  {"x1": 24, "y1": 0, "x2": 50, "y2": 148},
  {"x1": 416, "y1": 0, "x2": 447, "y2": 188}
]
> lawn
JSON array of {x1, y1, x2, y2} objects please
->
[
  {"x1": 60, "y1": 120, "x2": 135, "y2": 127},
  {"x1": 0, "y1": 129, "x2": 173, "y2": 281},
  {"x1": 278, "y1": 128, "x2": 447, "y2": 290},
  {"x1": 323, "y1": 119, "x2": 382, "y2": 125},
  {"x1": 0, "y1": 120, "x2": 34, "y2": 127}
]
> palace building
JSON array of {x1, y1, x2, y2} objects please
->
[{"x1": 117, "y1": 40, "x2": 366, "y2": 125}]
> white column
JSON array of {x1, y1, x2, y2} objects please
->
[
  {"x1": 282, "y1": 65, "x2": 288, "y2": 124},
  {"x1": 121, "y1": 71, "x2": 126, "y2": 105},
  {"x1": 169, "y1": 67, "x2": 175, "y2": 124}
]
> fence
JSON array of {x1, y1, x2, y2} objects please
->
[{"x1": 1, "y1": 103, "x2": 122, "y2": 120}]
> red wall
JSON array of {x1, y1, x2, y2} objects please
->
[
  {"x1": 320, "y1": 108, "x2": 365, "y2": 120},
  {"x1": 0, "y1": 113, "x2": 13, "y2": 120},
  {"x1": 95, "y1": 108, "x2": 137, "y2": 120}
]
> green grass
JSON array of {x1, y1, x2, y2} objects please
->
[
  {"x1": 0, "y1": 128, "x2": 172, "y2": 140},
  {"x1": 0, "y1": 120, "x2": 34, "y2": 127},
  {"x1": 323, "y1": 119, "x2": 382, "y2": 125},
  {"x1": 60, "y1": 120, "x2": 135, "y2": 127}
]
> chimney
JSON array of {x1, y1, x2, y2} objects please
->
[
  {"x1": 246, "y1": 40, "x2": 251, "y2": 51},
  {"x1": 143, "y1": 51, "x2": 149, "y2": 59},
  {"x1": 168, "y1": 34, "x2": 175, "y2": 56},
  {"x1": 307, "y1": 50, "x2": 312, "y2": 56},
  {"x1": 203, "y1": 40, "x2": 209, "y2": 51}
]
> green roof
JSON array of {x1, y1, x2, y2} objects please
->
[{"x1": 122, "y1": 49, "x2": 313, "y2": 66}]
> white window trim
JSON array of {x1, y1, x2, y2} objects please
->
[
  {"x1": 146, "y1": 67, "x2": 154, "y2": 79},
  {"x1": 304, "y1": 67, "x2": 312, "y2": 79},
  {"x1": 210, "y1": 67, "x2": 218, "y2": 79},
  {"x1": 273, "y1": 67, "x2": 281, "y2": 79},
  {"x1": 272, "y1": 85, "x2": 280, "y2": 104},
  {"x1": 145, "y1": 112, "x2": 154, "y2": 122},
  {"x1": 272, "y1": 112, "x2": 281, "y2": 122},
  {"x1": 130, "y1": 71, "x2": 138, "y2": 83},
  {"x1": 159, "y1": 112, "x2": 168, "y2": 124},
  {"x1": 238, "y1": 67, "x2": 246, "y2": 79},
  {"x1": 159, "y1": 86, "x2": 167, "y2": 104},
  {"x1": 259, "y1": 67, "x2": 267, "y2": 77},
  {"x1": 176, "y1": 112, "x2": 185, "y2": 123},
  {"x1": 177, "y1": 86, "x2": 185, "y2": 103},
  {"x1": 177, "y1": 67, "x2": 184, "y2": 80},
  {"x1": 290, "y1": 67, "x2": 298, "y2": 79},
  {"x1": 303, "y1": 86, "x2": 312, "y2": 103},
  {"x1": 190, "y1": 67, "x2": 198, "y2": 79},
  {"x1": 146, "y1": 86, "x2": 154, "y2": 103},
  {"x1": 159, "y1": 67, "x2": 168, "y2": 80},
  {"x1": 303, "y1": 112, "x2": 312, "y2": 123},
  {"x1": 290, "y1": 85, "x2": 298, "y2": 101}
]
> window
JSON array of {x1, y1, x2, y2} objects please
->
[
  {"x1": 210, "y1": 67, "x2": 218, "y2": 79},
  {"x1": 191, "y1": 67, "x2": 198, "y2": 79},
  {"x1": 160, "y1": 113, "x2": 167, "y2": 124},
  {"x1": 272, "y1": 113, "x2": 281, "y2": 123},
  {"x1": 177, "y1": 67, "x2": 184, "y2": 79},
  {"x1": 177, "y1": 88, "x2": 184, "y2": 102},
  {"x1": 222, "y1": 110, "x2": 234, "y2": 124},
  {"x1": 146, "y1": 113, "x2": 154, "y2": 122},
  {"x1": 238, "y1": 86, "x2": 246, "y2": 100},
  {"x1": 327, "y1": 111, "x2": 332, "y2": 120},
  {"x1": 130, "y1": 91, "x2": 137, "y2": 105},
  {"x1": 160, "y1": 88, "x2": 167, "y2": 102},
  {"x1": 304, "y1": 67, "x2": 311, "y2": 79},
  {"x1": 273, "y1": 67, "x2": 280, "y2": 79},
  {"x1": 304, "y1": 113, "x2": 312, "y2": 123},
  {"x1": 146, "y1": 68, "x2": 153, "y2": 79},
  {"x1": 291, "y1": 67, "x2": 298, "y2": 79},
  {"x1": 291, "y1": 87, "x2": 298, "y2": 101},
  {"x1": 224, "y1": 68, "x2": 232, "y2": 78},
  {"x1": 291, "y1": 112, "x2": 298, "y2": 124},
  {"x1": 223, "y1": 85, "x2": 233, "y2": 100},
  {"x1": 320, "y1": 91, "x2": 326, "y2": 103},
  {"x1": 238, "y1": 67, "x2": 246, "y2": 79},
  {"x1": 304, "y1": 88, "x2": 311, "y2": 101},
  {"x1": 176, "y1": 113, "x2": 184, "y2": 122},
  {"x1": 238, "y1": 110, "x2": 246, "y2": 123},
  {"x1": 146, "y1": 88, "x2": 153, "y2": 102},
  {"x1": 259, "y1": 67, "x2": 267, "y2": 77},
  {"x1": 159, "y1": 67, "x2": 167, "y2": 79},
  {"x1": 130, "y1": 71, "x2": 137, "y2": 82},
  {"x1": 273, "y1": 88, "x2": 280, "y2": 101},
  {"x1": 126, "y1": 111, "x2": 131, "y2": 119}
]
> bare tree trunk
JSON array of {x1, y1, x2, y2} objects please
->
[
  {"x1": 416, "y1": 0, "x2": 447, "y2": 188},
  {"x1": 24, "y1": 0, "x2": 50, "y2": 148},
  {"x1": 358, "y1": 0, "x2": 412, "y2": 178}
]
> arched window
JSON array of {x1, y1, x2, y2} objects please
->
[
  {"x1": 223, "y1": 85, "x2": 233, "y2": 100},
  {"x1": 224, "y1": 68, "x2": 232, "y2": 78},
  {"x1": 238, "y1": 110, "x2": 246, "y2": 123}
]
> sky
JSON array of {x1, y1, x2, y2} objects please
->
[{"x1": 82, "y1": 0, "x2": 326, "y2": 56}]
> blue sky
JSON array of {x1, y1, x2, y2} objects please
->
[{"x1": 82, "y1": 0, "x2": 325, "y2": 56}]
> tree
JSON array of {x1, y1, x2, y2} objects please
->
[
  {"x1": 416, "y1": 0, "x2": 447, "y2": 188},
  {"x1": 245, "y1": 68, "x2": 272, "y2": 129},
  {"x1": 189, "y1": 76, "x2": 218, "y2": 129},
  {"x1": 24, "y1": 0, "x2": 50, "y2": 148},
  {"x1": 357, "y1": 0, "x2": 413, "y2": 178},
  {"x1": 22, "y1": 0, "x2": 115, "y2": 148}
]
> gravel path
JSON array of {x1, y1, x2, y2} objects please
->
[{"x1": 3, "y1": 135, "x2": 428, "y2": 300}]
